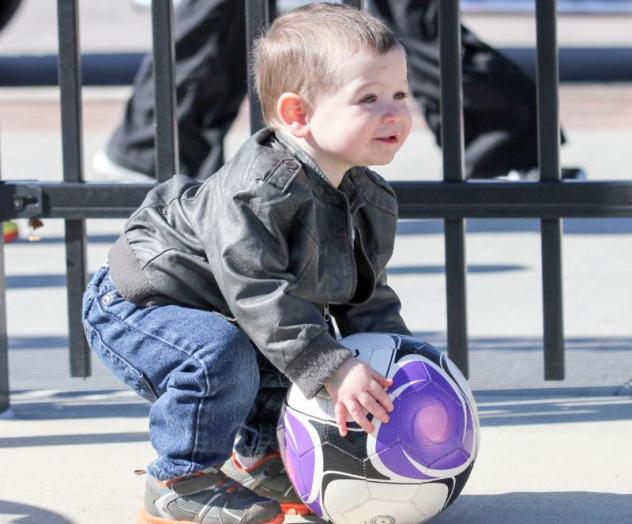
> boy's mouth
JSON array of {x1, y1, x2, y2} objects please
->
[{"x1": 374, "y1": 135, "x2": 399, "y2": 144}]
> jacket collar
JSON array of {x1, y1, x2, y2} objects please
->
[
  {"x1": 274, "y1": 130, "x2": 332, "y2": 185},
  {"x1": 274, "y1": 129, "x2": 366, "y2": 207}
]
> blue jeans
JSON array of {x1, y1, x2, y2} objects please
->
[{"x1": 82, "y1": 266, "x2": 288, "y2": 480}]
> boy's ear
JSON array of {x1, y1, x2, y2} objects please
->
[{"x1": 276, "y1": 92, "x2": 310, "y2": 138}]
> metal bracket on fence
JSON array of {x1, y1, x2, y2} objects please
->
[{"x1": 0, "y1": 181, "x2": 43, "y2": 221}]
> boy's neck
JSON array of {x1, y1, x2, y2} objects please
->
[{"x1": 276, "y1": 129, "x2": 348, "y2": 188}]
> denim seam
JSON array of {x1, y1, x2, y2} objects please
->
[
  {"x1": 85, "y1": 314, "x2": 159, "y2": 402},
  {"x1": 96, "y1": 302, "x2": 212, "y2": 474}
]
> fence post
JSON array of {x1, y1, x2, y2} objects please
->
[
  {"x1": 438, "y1": 0, "x2": 469, "y2": 377},
  {"x1": 246, "y1": 0, "x2": 270, "y2": 133},
  {"x1": 535, "y1": 0, "x2": 565, "y2": 380},
  {"x1": 57, "y1": 0, "x2": 91, "y2": 378},
  {"x1": 151, "y1": 0, "x2": 179, "y2": 182}
]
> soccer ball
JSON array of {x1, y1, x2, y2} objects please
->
[{"x1": 277, "y1": 333, "x2": 480, "y2": 524}]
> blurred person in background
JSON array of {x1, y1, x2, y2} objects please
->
[{"x1": 95, "y1": 0, "x2": 581, "y2": 183}]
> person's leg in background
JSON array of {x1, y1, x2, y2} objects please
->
[
  {"x1": 368, "y1": 0, "x2": 567, "y2": 180},
  {"x1": 100, "y1": 0, "x2": 247, "y2": 181}
]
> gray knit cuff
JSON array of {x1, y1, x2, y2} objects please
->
[{"x1": 285, "y1": 331, "x2": 352, "y2": 398}]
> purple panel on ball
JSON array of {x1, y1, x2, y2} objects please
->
[
  {"x1": 389, "y1": 360, "x2": 431, "y2": 395},
  {"x1": 426, "y1": 364, "x2": 463, "y2": 405},
  {"x1": 400, "y1": 391, "x2": 471, "y2": 470},
  {"x1": 306, "y1": 492, "x2": 323, "y2": 517},
  {"x1": 299, "y1": 448, "x2": 325, "y2": 517},
  {"x1": 375, "y1": 397, "x2": 401, "y2": 454},
  {"x1": 375, "y1": 397, "x2": 433, "y2": 480},
  {"x1": 377, "y1": 440, "x2": 434, "y2": 480},
  {"x1": 461, "y1": 403, "x2": 476, "y2": 457},
  {"x1": 392, "y1": 360, "x2": 475, "y2": 471},
  {"x1": 431, "y1": 448, "x2": 470, "y2": 470},
  {"x1": 414, "y1": 398, "x2": 450, "y2": 444},
  {"x1": 283, "y1": 409, "x2": 317, "y2": 500},
  {"x1": 279, "y1": 417, "x2": 303, "y2": 497},
  {"x1": 427, "y1": 363, "x2": 477, "y2": 459}
]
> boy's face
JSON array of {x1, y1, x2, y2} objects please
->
[{"x1": 304, "y1": 46, "x2": 412, "y2": 180}]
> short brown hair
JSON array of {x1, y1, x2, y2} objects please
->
[{"x1": 253, "y1": 2, "x2": 400, "y2": 127}]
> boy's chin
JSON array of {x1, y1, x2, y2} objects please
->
[{"x1": 367, "y1": 154, "x2": 397, "y2": 167}]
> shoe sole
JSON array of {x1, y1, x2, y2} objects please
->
[{"x1": 136, "y1": 508, "x2": 284, "y2": 524}]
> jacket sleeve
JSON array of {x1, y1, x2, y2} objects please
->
[
  {"x1": 331, "y1": 269, "x2": 412, "y2": 338},
  {"x1": 203, "y1": 177, "x2": 351, "y2": 398}
]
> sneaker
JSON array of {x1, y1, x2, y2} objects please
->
[
  {"x1": 561, "y1": 167, "x2": 587, "y2": 181},
  {"x1": 137, "y1": 467, "x2": 284, "y2": 524},
  {"x1": 493, "y1": 166, "x2": 587, "y2": 182},
  {"x1": 222, "y1": 453, "x2": 311, "y2": 516},
  {"x1": 91, "y1": 150, "x2": 155, "y2": 183}
]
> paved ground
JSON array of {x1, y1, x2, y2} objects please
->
[{"x1": 1, "y1": 2, "x2": 631, "y2": 524}]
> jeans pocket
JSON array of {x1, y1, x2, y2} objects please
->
[{"x1": 86, "y1": 328, "x2": 159, "y2": 403}]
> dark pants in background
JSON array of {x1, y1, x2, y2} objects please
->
[{"x1": 108, "y1": 0, "x2": 555, "y2": 180}]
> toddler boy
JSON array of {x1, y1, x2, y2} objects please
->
[{"x1": 83, "y1": 3, "x2": 412, "y2": 523}]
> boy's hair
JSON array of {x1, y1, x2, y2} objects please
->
[{"x1": 253, "y1": 2, "x2": 400, "y2": 127}]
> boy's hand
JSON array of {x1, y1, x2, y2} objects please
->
[{"x1": 324, "y1": 357, "x2": 394, "y2": 437}]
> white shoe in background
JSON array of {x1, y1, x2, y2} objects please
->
[
  {"x1": 132, "y1": 0, "x2": 185, "y2": 9},
  {"x1": 91, "y1": 150, "x2": 155, "y2": 183}
]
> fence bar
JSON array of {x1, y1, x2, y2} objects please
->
[
  {"x1": 151, "y1": 0, "x2": 179, "y2": 182},
  {"x1": 246, "y1": 0, "x2": 270, "y2": 133},
  {"x1": 57, "y1": 0, "x2": 90, "y2": 378},
  {"x1": 438, "y1": 0, "x2": 469, "y2": 376},
  {"x1": 535, "y1": 0, "x2": 565, "y2": 379},
  {"x1": 2, "y1": 180, "x2": 632, "y2": 220}
]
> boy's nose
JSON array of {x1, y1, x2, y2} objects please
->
[{"x1": 382, "y1": 108, "x2": 404, "y2": 124}]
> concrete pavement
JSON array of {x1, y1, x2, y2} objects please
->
[{"x1": 2, "y1": 388, "x2": 631, "y2": 523}]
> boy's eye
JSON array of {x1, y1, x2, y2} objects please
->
[
  {"x1": 394, "y1": 91, "x2": 409, "y2": 100},
  {"x1": 360, "y1": 94, "x2": 377, "y2": 103}
]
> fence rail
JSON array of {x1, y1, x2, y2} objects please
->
[{"x1": 1, "y1": 0, "x2": 631, "y2": 414}]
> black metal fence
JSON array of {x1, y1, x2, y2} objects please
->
[{"x1": 1, "y1": 0, "x2": 631, "y2": 414}]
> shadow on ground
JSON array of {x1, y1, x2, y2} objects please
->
[
  {"x1": 475, "y1": 392, "x2": 632, "y2": 426},
  {"x1": 0, "y1": 430, "x2": 149, "y2": 448},
  {"x1": 433, "y1": 492, "x2": 632, "y2": 524},
  {"x1": 9, "y1": 333, "x2": 632, "y2": 354},
  {"x1": 0, "y1": 500, "x2": 72, "y2": 524}
]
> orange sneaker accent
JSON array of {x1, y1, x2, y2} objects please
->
[
  {"x1": 161, "y1": 470, "x2": 207, "y2": 488},
  {"x1": 231, "y1": 451, "x2": 281, "y2": 473},
  {"x1": 280, "y1": 501, "x2": 313, "y2": 516}
]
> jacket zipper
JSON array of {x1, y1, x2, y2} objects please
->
[
  {"x1": 323, "y1": 303, "x2": 336, "y2": 337},
  {"x1": 354, "y1": 226, "x2": 377, "y2": 286},
  {"x1": 343, "y1": 193, "x2": 358, "y2": 300},
  {"x1": 324, "y1": 303, "x2": 331, "y2": 323}
]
